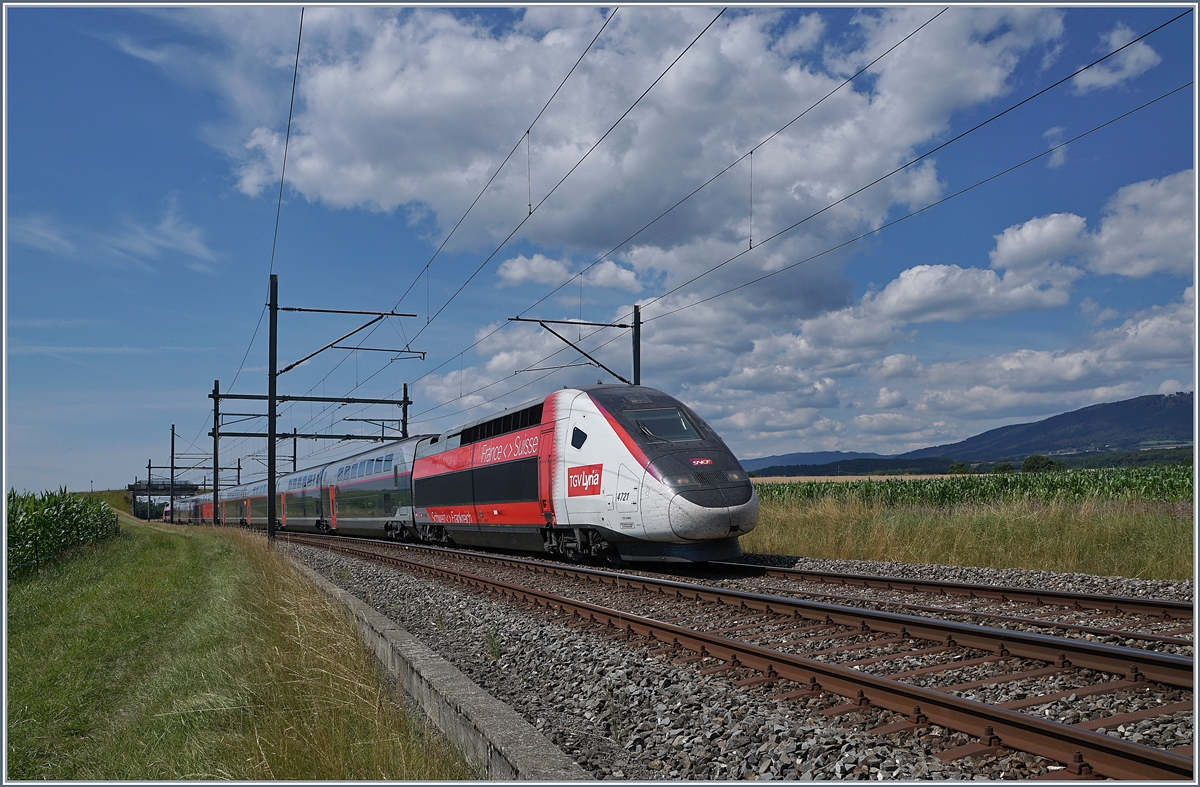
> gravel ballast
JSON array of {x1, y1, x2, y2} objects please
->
[
  {"x1": 286, "y1": 543, "x2": 1192, "y2": 780},
  {"x1": 731, "y1": 553, "x2": 1193, "y2": 602}
]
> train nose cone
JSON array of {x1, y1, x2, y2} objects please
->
[
  {"x1": 667, "y1": 485, "x2": 759, "y2": 540},
  {"x1": 731, "y1": 489, "x2": 758, "y2": 534},
  {"x1": 667, "y1": 494, "x2": 731, "y2": 540}
]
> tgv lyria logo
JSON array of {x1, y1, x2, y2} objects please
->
[{"x1": 567, "y1": 463, "x2": 602, "y2": 496}]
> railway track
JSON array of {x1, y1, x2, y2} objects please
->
[
  {"x1": 698, "y1": 562, "x2": 1194, "y2": 653},
  {"x1": 284, "y1": 533, "x2": 1193, "y2": 780}
]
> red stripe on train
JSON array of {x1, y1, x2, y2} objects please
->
[
  {"x1": 475, "y1": 500, "x2": 543, "y2": 525},
  {"x1": 425, "y1": 506, "x2": 475, "y2": 524}
]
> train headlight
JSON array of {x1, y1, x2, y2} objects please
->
[
  {"x1": 725, "y1": 470, "x2": 745, "y2": 482},
  {"x1": 664, "y1": 474, "x2": 696, "y2": 488}
]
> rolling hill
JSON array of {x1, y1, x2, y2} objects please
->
[
  {"x1": 901, "y1": 392, "x2": 1193, "y2": 462},
  {"x1": 740, "y1": 451, "x2": 886, "y2": 472},
  {"x1": 740, "y1": 392, "x2": 1193, "y2": 472}
]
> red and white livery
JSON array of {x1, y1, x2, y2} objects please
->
[{"x1": 176, "y1": 384, "x2": 757, "y2": 563}]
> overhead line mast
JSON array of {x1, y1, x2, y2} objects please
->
[{"x1": 508, "y1": 306, "x2": 642, "y2": 385}]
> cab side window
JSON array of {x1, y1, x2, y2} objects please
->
[{"x1": 571, "y1": 427, "x2": 588, "y2": 450}]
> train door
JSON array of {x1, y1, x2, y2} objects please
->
[
  {"x1": 316, "y1": 476, "x2": 324, "y2": 520},
  {"x1": 538, "y1": 421, "x2": 557, "y2": 525},
  {"x1": 615, "y1": 465, "x2": 645, "y2": 536},
  {"x1": 329, "y1": 486, "x2": 338, "y2": 530},
  {"x1": 279, "y1": 493, "x2": 287, "y2": 527}
]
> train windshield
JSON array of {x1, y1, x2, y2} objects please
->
[{"x1": 624, "y1": 408, "x2": 701, "y2": 443}]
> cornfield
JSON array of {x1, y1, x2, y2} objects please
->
[
  {"x1": 7, "y1": 488, "x2": 120, "y2": 574},
  {"x1": 754, "y1": 466, "x2": 1193, "y2": 508}
]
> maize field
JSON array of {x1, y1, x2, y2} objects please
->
[
  {"x1": 754, "y1": 465, "x2": 1193, "y2": 508},
  {"x1": 7, "y1": 488, "x2": 120, "y2": 574}
]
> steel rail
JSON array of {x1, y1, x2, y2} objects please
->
[
  {"x1": 777, "y1": 590, "x2": 1194, "y2": 648},
  {"x1": 684, "y1": 576, "x2": 1193, "y2": 647},
  {"x1": 296, "y1": 536, "x2": 1193, "y2": 780},
  {"x1": 713, "y1": 562, "x2": 1194, "y2": 620},
  {"x1": 293, "y1": 536, "x2": 1191, "y2": 689},
  {"x1": 523, "y1": 564, "x2": 1194, "y2": 689}
]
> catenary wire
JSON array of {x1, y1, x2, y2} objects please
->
[
  {"x1": 389, "y1": 8, "x2": 620, "y2": 314},
  {"x1": 378, "y1": 5, "x2": 947, "y2": 397},
  {"x1": 636, "y1": 7, "x2": 1193, "y2": 314},
  {"x1": 352, "y1": 8, "x2": 1190, "y2": 429},
  {"x1": 642, "y1": 83, "x2": 1193, "y2": 322},
  {"x1": 281, "y1": 7, "x2": 727, "y2": 439},
  {"x1": 402, "y1": 80, "x2": 1194, "y2": 430},
  {"x1": 196, "y1": 8, "x2": 306, "y2": 462},
  {"x1": 212, "y1": 9, "x2": 1191, "y2": 478},
  {"x1": 404, "y1": 7, "x2": 728, "y2": 342},
  {"x1": 509, "y1": 8, "x2": 948, "y2": 318},
  {"x1": 265, "y1": 8, "x2": 624, "y2": 439}
]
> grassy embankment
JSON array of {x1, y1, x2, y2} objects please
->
[
  {"x1": 79, "y1": 488, "x2": 132, "y2": 514},
  {"x1": 7, "y1": 514, "x2": 473, "y2": 780},
  {"x1": 744, "y1": 469, "x2": 1193, "y2": 579}
]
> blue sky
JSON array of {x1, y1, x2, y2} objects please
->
[{"x1": 5, "y1": 5, "x2": 1195, "y2": 493}]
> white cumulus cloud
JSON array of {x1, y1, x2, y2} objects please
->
[
  {"x1": 1071, "y1": 23, "x2": 1162, "y2": 94},
  {"x1": 874, "y1": 386, "x2": 907, "y2": 408},
  {"x1": 497, "y1": 253, "x2": 571, "y2": 286},
  {"x1": 1089, "y1": 170, "x2": 1195, "y2": 277}
]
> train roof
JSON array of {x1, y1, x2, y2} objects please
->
[{"x1": 447, "y1": 396, "x2": 546, "y2": 435}]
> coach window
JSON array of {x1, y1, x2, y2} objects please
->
[
  {"x1": 384, "y1": 454, "x2": 393, "y2": 472},
  {"x1": 571, "y1": 427, "x2": 588, "y2": 450}
]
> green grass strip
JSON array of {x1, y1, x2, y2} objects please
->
[
  {"x1": 7, "y1": 517, "x2": 474, "y2": 780},
  {"x1": 743, "y1": 498, "x2": 1193, "y2": 579}
]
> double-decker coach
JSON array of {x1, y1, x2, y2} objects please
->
[{"x1": 173, "y1": 384, "x2": 757, "y2": 563}]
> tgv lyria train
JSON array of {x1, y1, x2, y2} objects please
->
[{"x1": 176, "y1": 385, "x2": 758, "y2": 562}]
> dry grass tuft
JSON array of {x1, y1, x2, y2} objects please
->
[{"x1": 209, "y1": 528, "x2": 476, "y2": 780}]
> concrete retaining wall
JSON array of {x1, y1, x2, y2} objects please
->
[{"x1": 291, "y1": 560, "x2": 591, "y2": 781}]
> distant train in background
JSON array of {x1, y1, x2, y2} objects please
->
[{"x1": 174, "y1": 384, "x2": 757, "y2": 563}]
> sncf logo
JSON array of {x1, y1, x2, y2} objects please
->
[
  {"x1": 690, "y1": 458, "x2": 714, "y2": 466},
  {"x1": 567, "y1": 463, "x2": 603, "y2": 496}
]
